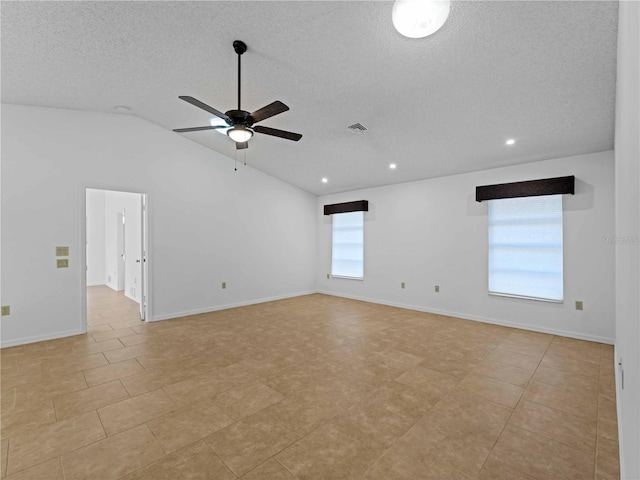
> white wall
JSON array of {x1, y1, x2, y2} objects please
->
[
  {"x1": 85, "y1": 189, "x2": 105, "y2": 286},
  {"x1": 1, "y1": 104, "x2": 317, "y2": 347},
  {"x1": 103, "y1": 197, "x2": 122, "y2": 291},
  {"x1": 86, "y1": 188, "x2": 142, "y2": 298},
  {"x1": 318, "y1": 151, "x2": 615, "y2": 343},
  {"x1": 103, "y1": 190, "x2": 143, "y2": 303},
  {"x1": 614, "y1": 1, "x2": 640, "y2": 478}
]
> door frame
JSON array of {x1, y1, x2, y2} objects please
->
[
  {"x1": 116, "y1": 211, "x2": 125, "y2": 292},
  {"x1": 81, "y1": 185, "x2": 152, "y2": 332}
]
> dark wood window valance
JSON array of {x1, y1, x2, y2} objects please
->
[
  {"x1": 324, "y1": 200, "x2": 369, "y2": 215},
  {"x1": 475, "y1": 176, "x2": 575, "y2": 202}
]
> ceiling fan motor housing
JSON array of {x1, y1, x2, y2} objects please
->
[{"x1": 226, "y1": 109, "x2": 252, "y2": 126}]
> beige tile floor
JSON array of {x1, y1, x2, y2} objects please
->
[{"x1": 1, "y1": 286, "x2": 620, "y2": 479}]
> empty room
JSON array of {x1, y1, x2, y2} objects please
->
[{"x1": 1, "y1": 1, "x2": 638, "y2": 479}]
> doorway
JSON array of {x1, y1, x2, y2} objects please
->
[{"x1": 85, "y1": 188, "x2": 148, "y2": 326}]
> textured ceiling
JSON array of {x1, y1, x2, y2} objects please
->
[{"x1": 1, "y1": 1, "x2": 618, "y2": 195}]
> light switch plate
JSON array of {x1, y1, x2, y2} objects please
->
[
  {"x1": 57, "y1": 259, "x2": 69, "y2": 268},
  {"x1": 1, "y1": 306, "x2": 10, "y2": 316},
  {"x1": 435, "y1": 285, "x2": 440, "y2": 293},
  {"x1": 222, "y1": 282, "x2": 227, "y2": 289},
  {"x1": 401, "y1": 282, "x2": 405, "y2": 289},
  {"x1": 575, "y1": 300, "x2": 583, "y2": 311},
  {"x1": 56, "y1": 246, "x2": 69, "y2": 256}
]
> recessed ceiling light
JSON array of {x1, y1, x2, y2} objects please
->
[
  {"x1": 321, "y1": 178, "x2": 328, "y2": 183},
  {"x1": 506, "y1": 139, "x2": 516, "y2": 145},
  {"x1": 389, "y1": 163, "x2": 397, "y2": 169},
  {"x1": 392, "y1": 0, "x2": 451, "y2": 38}
]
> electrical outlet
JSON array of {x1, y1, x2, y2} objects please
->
[
  {"x1": 575, "y1": 300, "x2": 583, "y2": 311},
  {"x1": 56, "y1": 246, "x2": 69, "y2": 256},
  {"x1": 222, "y1": 282, "x2": 227, "y2": 289},
  {"x1": 401, "y1": 282, "x2": 405, "y2": 289},
  {"x1": 435, "y1": 285, "x2": 440, "y2": 293},
  {"x1": 327, "y1": 274, "x2": 330, "y2": 279},
  {"x1": 57, "y1": 259, "x2": 69, "y2": 268},
  {"x1": 1, "y1": 306, "x2": 10, "y2": 316}
]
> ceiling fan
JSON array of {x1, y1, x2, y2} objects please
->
[{"x1": 173, "y1": 40, "x2": 302, "y2": 150}]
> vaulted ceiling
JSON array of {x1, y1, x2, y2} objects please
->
[{"x1": 1, "y1": 1, "x2": 618, "y2": 194}]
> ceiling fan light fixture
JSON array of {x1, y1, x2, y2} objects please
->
[
  {"x1": 227, "y1": 126, "x2": 253, "y2": 143},
  {"x1": 392, "y1": 0, "x2": 450, "y2": 38}
]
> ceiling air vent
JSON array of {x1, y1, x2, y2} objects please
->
[{"x1": 347, "y1": 122, "x2": 368, "y2": 134}]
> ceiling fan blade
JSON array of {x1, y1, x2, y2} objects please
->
[
  {"x1": 173, "y1": 126, "x2": 227, "y2": 133},
  {"x1": 248, "y1": 101, "x2": 289, "y2": 124},
  {"x1": 236, "y1": 142, "x2": 249, "y2": 150},
  {"x1": 178, "y1": 96, "x2": 232, "y2": 123},
  {"x1": 254, "y1": 125, "x2": 302, "y2": 141}
]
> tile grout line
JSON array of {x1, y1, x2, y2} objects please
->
[
  {"x1": 358, "y1": 361, "x2": 471, "y2": 480},
  {"x1": 473, "y1": 334, "x2": 556, "y2": 479},
  {"x1": 58, "y1": 455, "x2": 65, "y2": 480},
  {"x1": 252, "y1": 369, "x2": 424, "y2": 479},
  {"x1": 57, "y1": 418, "x2": 158, "y2": 479},
  {"x1": 506, "y1": 352, "x2": 603, "y2": 459},
  {"x1": 3, "y1": 438, "x2": 9, "y2": 479},
  {"x1": 201, "y1": 440, "x2": 239, "y2": 479},
  {"x1": 272, "y1": 328, "x2": 504, "y2": 478},
  {"x1": 274, "y1": 456, "x2": 299, "y2": 480},
  {"x1": 594, "y1": 355, "x2": 604, "y2": 480},
  {"x1": 361, "y1": 332, "x2": 493, "y2": 473}
]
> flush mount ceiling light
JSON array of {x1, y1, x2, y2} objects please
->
[
  {"x1": 322, "y1": 178, "x2": 328, "y2": 183},
  {"x1": 389, "y1": 163, "x2": 397, "y2": 169},
  {"x1": 506, "y1": 139, "x2": 516, "y2": 145},
  {"x1": 392, "y1": 0, "x2": 450, "y2": 38}
]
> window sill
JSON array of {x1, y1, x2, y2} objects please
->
[
  {"x1": 489, "y1": 291, "x2": 563, "y2": 304},
  {"x1": 330, "y1": 275, "x2": 364, "y2": 281}
]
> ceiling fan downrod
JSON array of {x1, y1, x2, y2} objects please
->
[{"x1": 233, "y1": 40, "x2": 247, "y2": 111}]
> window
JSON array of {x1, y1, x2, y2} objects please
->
[
  {"x1": 331, "y1": 211, "x2": 364, "y2": 279},
  {"x1": 488, "y1": 194, "x2": 563, "y2": 302}
]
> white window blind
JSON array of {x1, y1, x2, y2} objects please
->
[
  {"x1": 488, "y1": 194, "x2": 563, "y2": 302},
  {"x1": 331, "y1": 211, "x2": 364, "y2": 279}
]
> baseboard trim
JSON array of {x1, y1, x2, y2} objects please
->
[
  {"x1": 317, "y1": 290, "x2": 615, "y2": 345},
  {"x1": 2, "y1": 290, "x2": 613, "y2": 347},
  {"x1": 150, "y1": 290, "x2": 319, "y2": 322},
  {"x1": 1, "y1": 328, "x2": 85, "y2": 348},
  {"x1": 124, "y1": 291, "x2": 140, "y2": 304}
]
